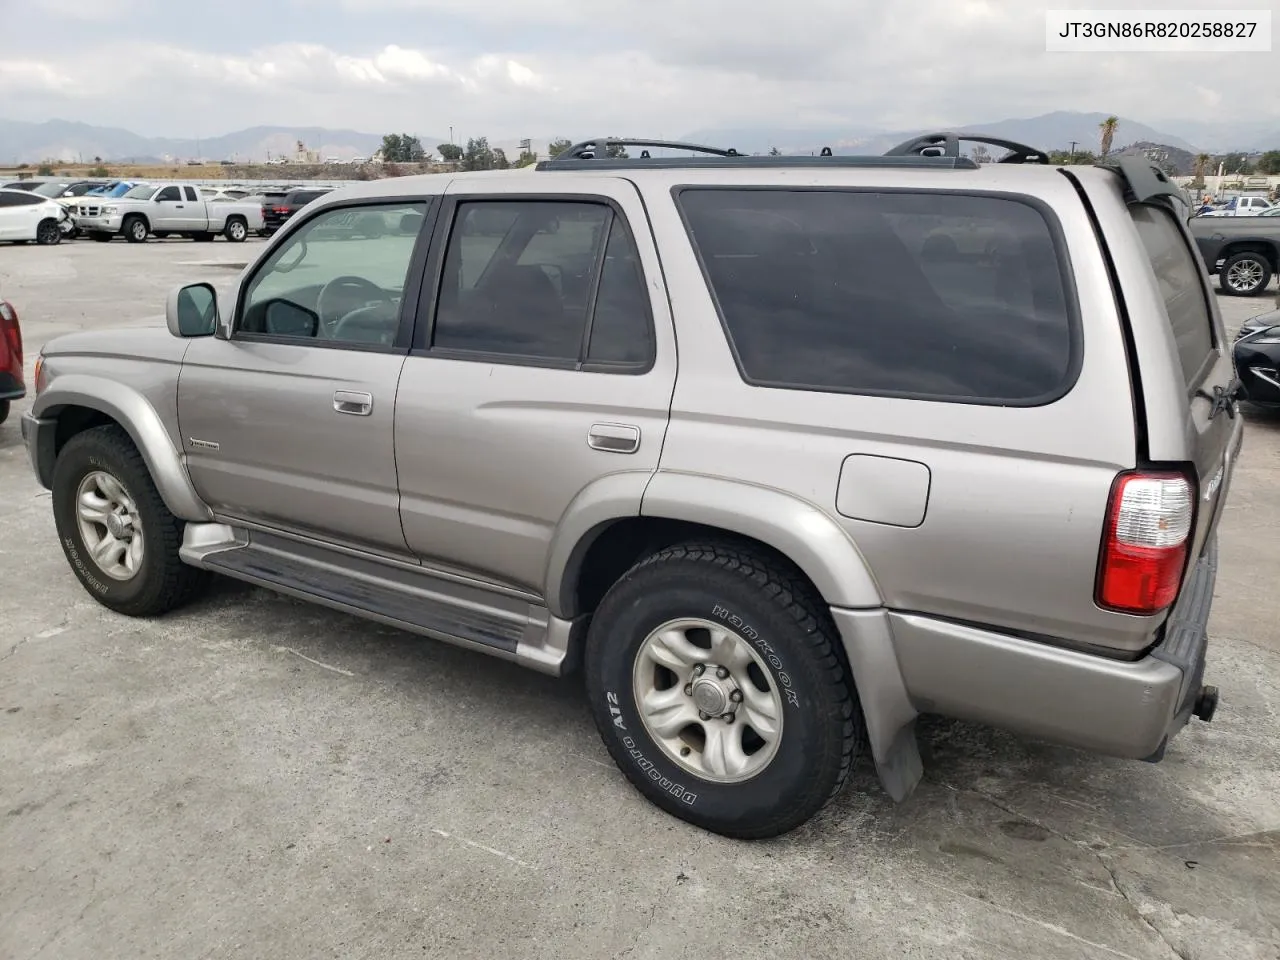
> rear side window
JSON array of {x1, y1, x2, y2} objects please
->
[
  {"x1": 1129, "y1": 205, "x2": 1215, "y2": 386},
  {"x1": 677, "y1": 189, "x2": 1077, "y2": 404}
]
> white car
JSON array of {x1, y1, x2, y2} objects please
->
[{"x1": 0, "y1": 188, "x2": 71, "y2": 245}]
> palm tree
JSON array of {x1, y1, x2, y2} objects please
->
[
  {"x1": 1098, "y1": 116, "x2": 1119, "y2": 159},
  {"x1": 1193, "y1": 153, "x2": 1210, "y2": 186}
]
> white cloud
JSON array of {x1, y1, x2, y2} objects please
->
[{"x1": 0, "y1": 0, "x2": 1276, "y2": 143}]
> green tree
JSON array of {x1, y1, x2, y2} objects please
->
[
  {"x1": 604, "y1": 139, "x2": 629, "y2": 159},
  {"x1": 380, "y1": 133, "x2": 425, "y2": 162},
  {"x1": 514, "y1": 150, "x2": 538, "y2": 168},
  {"x1": 437, "y1": 142, "x2": 463, "y2": 162},
  {"x1": 37, "y1": 162, "x2": 54, "y2": 176},
  {"x1": 548, "y1": 137, "x2": 573, "y2": 159},
  {"x1": 1047, "y1": 149, "x2": 1097, "y2": 165},
  {"x1": 1257, "y1": 150, "x2": 1280, "y2": 175},
  {"x1": 462, "y1": 136, "x2": 496, "y2": 171},
  {"x1": 88, "y1": 165, "x2": 110, "y2": 177},
  {"x1": 492, "y1": 147, "x2": 510, "y2": 170}
]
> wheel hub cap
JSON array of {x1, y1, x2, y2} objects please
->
[
  {"x1": 74, "y1": 470, "x2": 144, "y2": 582},
  {"x1": 632, "y1": 617, "x2": 785, "y2": 784},
  {"x1": 691, "y1": 675, "x2": 731, "y2": 716}
]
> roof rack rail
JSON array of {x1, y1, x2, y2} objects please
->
[
  {"x1": 884, "y1": 132, "x2": 1051, "y2": 165},
  {"x1": 535, "y1": 137, "x2": 980, "y2": 171},
  {"x1": 547, "y1": 138, "x2": 743, "y2": 162}
]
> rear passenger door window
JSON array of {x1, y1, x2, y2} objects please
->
[
  {"x1": 677, "y1": 188, "x2": 1078, "y2": 404},
  {"x1": 427, "y1": 199, "x2": 654, "y2": 370},
  {"x1": 1128, "y1": 204, "x2": 1216, "y2": 387}
]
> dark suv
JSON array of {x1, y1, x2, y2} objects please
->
[{"x1": 263, "y1": 187, "x2": 332, "y2": 234}]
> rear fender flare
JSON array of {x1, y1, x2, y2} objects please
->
[
  {"x1": 638, "y1": 472, "x2": 882, "y2": 608},
  {"x1": 32, "y1": 375, "x2": 212, "y2": 521}
]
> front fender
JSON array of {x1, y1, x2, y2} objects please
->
[{"x1": 32, "y1": 375, "x2": 212, "y2": 521}]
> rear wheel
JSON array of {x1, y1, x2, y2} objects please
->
[
  {"x1": 224, "y1": 217, "x2": 248, "y2": 242},
  {"x1": 51, "y1": 425, "x2": 209, "y2": 616},
  {"x1": 585, "y1": 541, "x2": 861, "y2": 839},
  {"x1": 35, "y1": 219, "x2": 61, "y2": 245},
  {"x1": 1220, "y1": 251, "x2": 1273, "y2": 296},
  {"x1": 123, "y1": 216, "x2": 148, "y2": 243}
]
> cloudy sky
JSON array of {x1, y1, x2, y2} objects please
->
[{"x1": 1, "y1": 0, "x2": 1277, "y2": 139}]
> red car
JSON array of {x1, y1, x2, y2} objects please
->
[{"x1": 0, "y1": 297, "x2": 24, "y2": 425}]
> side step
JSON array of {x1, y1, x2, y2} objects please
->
[{"x1": 180, "y1": 524, "x2": 579, "y2": 676}]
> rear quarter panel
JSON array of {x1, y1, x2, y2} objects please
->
[{"x1": 642, "y1": 167, "x2": 1156, "y2": 653}]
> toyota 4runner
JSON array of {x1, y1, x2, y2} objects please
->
[{"x1": 21, "y1": 134, "x2": 1243, "y2": 838}]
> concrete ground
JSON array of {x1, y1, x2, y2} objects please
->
[{"x1": 2, "y1": 238, "x2": 1278, "y2": 960}]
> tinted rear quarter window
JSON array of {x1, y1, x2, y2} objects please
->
[
  {"x1": 1128, "y1": 204, "x2": 1215, "y2": 386},
  {"x1": 677, "y1": 188, "x2": 1077, "y2": 404}
]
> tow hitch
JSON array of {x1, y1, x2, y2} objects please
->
[{"x1": 1193, "y1": 685, "x2": 1219, "y2": 722}]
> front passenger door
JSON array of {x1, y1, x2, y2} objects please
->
[{"x1": 177, "y1": 198, "x2": 436, "y2": 559}]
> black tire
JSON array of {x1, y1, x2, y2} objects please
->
[
  {"x1": 90, "y1": 232, "x2": 113, "y2": 243},
  {"x1": 585, "y1": 541, "x2": 861, "y2": 839},
  {"x1": 0, "y1": 399, "x2": 9, "y2": 425},
  {"x1": 223, "y1": 217, "x2": 248, "y2": 242},
  {"x1": 1219, "y1": 251, "x2": 1273, "y2": 296},
  {"x1": 51, "y1": 425, "x2": 208, "y2": 616},
  {"x1": 35, "y1": 219, "x2": 62, "y2": 245},
  {"x1": 123, "y1": 216, "x2": 148, "y2": 243}
]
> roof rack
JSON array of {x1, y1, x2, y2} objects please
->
[
  {"x1": 535, "y1": 136, "x2": 979, "y2": 171},
  {"x1": 884, "y1": 132, "x2": 1051, "y2": 165}
]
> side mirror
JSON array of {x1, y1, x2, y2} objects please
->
[{"x1": 166, "y1": 282, "x2": 218, "y2": 338}]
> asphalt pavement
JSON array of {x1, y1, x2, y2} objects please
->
[{"x1": 2, "y1": 238, "x2": 1278, "y2": 960}]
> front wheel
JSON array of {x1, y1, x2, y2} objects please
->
[
  {"x1": 123, "y1": 216, "x2": 148, "y2": 243},
  {"x1": 35, "y1": 218, "x2": 62, "y2": 245},
  {"x1": 585, "y1": 541, "x2": 862, "y2": 839},
  {"x1": 1219, "y1": 251, "x2": 1273, "y2": 296},
  {"x1": 51, "y1": 425, "x2": 209, "y2": 616}
]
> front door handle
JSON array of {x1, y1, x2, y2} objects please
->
[
  {"x1": 588, "y1": 422, "x2": 640, "y2": 454},
  {"x1": 333, "y1": 390, "x2": 373, "y2": 416}
]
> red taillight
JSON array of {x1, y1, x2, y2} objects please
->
[
  {"x1": 0, "y1": 300, "x2": 21, "y2": 369},
  {"x1": 1096, "y1": 471, "x2": 1194, "y2": 615},
  {"x1": 272, "y1": 206, "x2": 289, "y2": 214}
]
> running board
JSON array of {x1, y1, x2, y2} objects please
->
[{"x1": 180, "y1": 523, "x2": 580, "y2": 676}]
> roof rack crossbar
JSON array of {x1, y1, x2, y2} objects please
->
[
  {"x1": 547, "y1": 138, "x2": 743, "y2": 162},
  {"x1": 884, "y1": 132, "x2": 1051, "y2": 165}
]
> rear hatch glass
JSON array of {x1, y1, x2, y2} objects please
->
[{"x1": 1127, "y1": 201, "x2": 1235, "y2": 566}]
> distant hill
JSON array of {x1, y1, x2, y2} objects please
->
[{"x1": 0, "y1": 119, "x2": 443, "y2": 165}]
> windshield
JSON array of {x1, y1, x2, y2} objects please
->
[
  {"x1": 30, "y1": 182, "x2": 71, "y2": 198},
  {"x1": 123, "y1": 184, "x2": 155, "y2": 200},
  {"x1": 107, "y1": 183, "x2": 136, "y2": 197}
]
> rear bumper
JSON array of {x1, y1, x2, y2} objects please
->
[
  {"x1": 835, "y1": 537, "x2": 1218, "y2": 765},
  {"x1": 20, "y1": 412, "x2": 56, "y2": 488}
]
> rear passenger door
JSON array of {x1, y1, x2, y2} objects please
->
[{"x1": 394, "y1": 176, "x2": 676, "y2": 598}]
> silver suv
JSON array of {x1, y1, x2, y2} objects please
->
[{"x1": 21, "y1": 134, "x2": 1243, "y2": 838}]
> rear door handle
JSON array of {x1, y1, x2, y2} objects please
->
[
  {"x1": 588, "y1": 422, "x2": 640, "y2": 454},
  {"x1": 333, "y1": 390, "x2": 373, "y2": 416}
]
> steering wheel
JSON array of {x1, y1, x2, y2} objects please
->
[{"x1": 316, "y1": 276, "x2": 391, "y2": 337}]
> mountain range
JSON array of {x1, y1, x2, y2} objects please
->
[{"x1": 1, "y1": 111, "x2": 1277, "y2": 166}]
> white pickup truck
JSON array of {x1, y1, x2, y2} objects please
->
[{"x1": 73, "y1": 183, "x2": 265, "y2": 243}]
